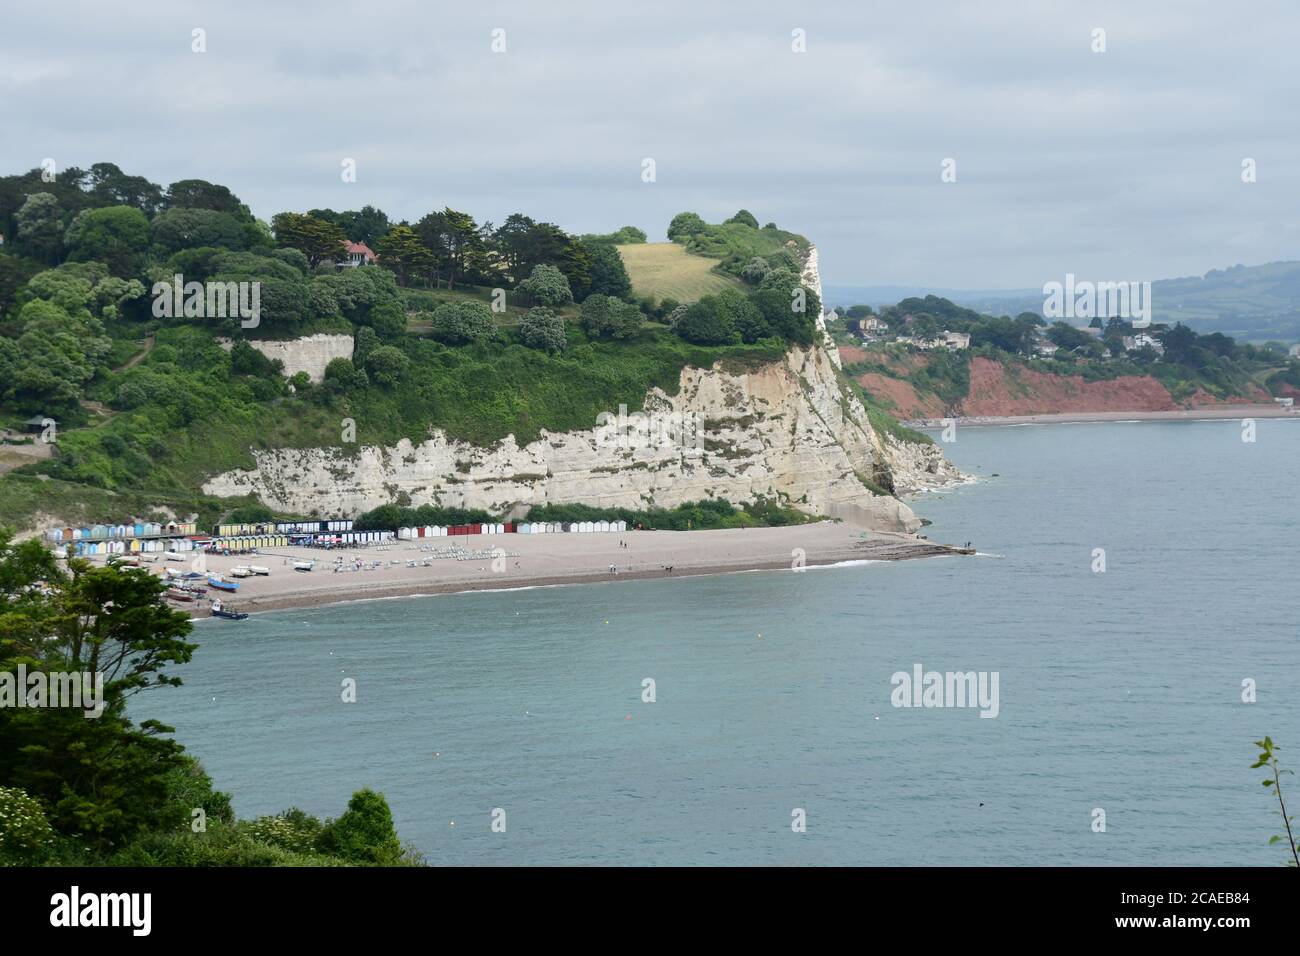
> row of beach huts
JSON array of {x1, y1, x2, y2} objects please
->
[
  {"x1": 397, "y1": 520, "x2": 628, "y2": 537},
  {"x1": 45, "y1": 522, "x2": 199, "y2": 542},
  {"x1": 45, "y1": 515, "x2": 633, "y2": 558}
]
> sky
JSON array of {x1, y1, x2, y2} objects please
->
[{"x1": 3, "y1": 0, "x2": 1298, "y2": 290}]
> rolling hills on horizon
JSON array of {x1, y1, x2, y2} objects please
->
[{"x1": 825, "y1": 259, "x2": 1300, "y2": 344}]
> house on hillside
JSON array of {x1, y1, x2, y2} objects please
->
[
  {"x1": 1122, "y1": 332, "x2": 1164, "y2": 355},
  {"x1": 1033, "y1": 340, "x2": 1060, "y2": 358},
  {"x1": 896, "y1": 332, "x2": 969, "y2": 351},
  {"x1": 338, "y1": 241, "x2": 376, "y2": 268},
  {"x1": 854, "y1": 316, "x2": 889, "y2": 340}
]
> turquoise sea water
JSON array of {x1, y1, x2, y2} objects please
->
[{"x1": 143, "y1": 419, "x2": 1300, "y2": 865}]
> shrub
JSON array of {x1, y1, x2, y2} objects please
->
[
  {"x1": 667, "y1": 212, "x2": 707, "y2": 241},
  {"x1": 726, "y1": 209, "x2": 760, "y2": 229},
  {"x1": 245, "y1": 808, "x2": 323, "y2": 855},
  {"x1": 518, "y1": 307, "x2": 567, "y2": 352},
  {"x1": 315, "y1": 789, "x2": 406, "y2": 865},
  {"x1": 517, "y1": 264, "x2": 573, "y2": 306},
  {"x1": 741, "y1": 256, "x2": 770, "y2": 284},
  {"x1": 0, "y1": 786, "x2": 57, "y2": 865},
  {"x1": 580, "y1": 294, "x2": 642, "y2": 340},
  {"x1": 672, "y1": 297, "x2": 739, "y2": 345},
  {"x1": 364, "y1": 345, "x2": 409, "y2": 388},
  {"x1": 428, "y1": 301, "x2": 495, "y2": 345},
  {"x1": 323, "y1": 357, "x2": 369, "y2": 393}
]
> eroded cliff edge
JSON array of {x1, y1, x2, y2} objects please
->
[{"x1": 203, "y1": 340, "x2": 964, "y2": 533}]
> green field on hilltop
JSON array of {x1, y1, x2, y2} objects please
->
[{"x1": 617, "y1": 243, "x2": 743, "y2": 303}]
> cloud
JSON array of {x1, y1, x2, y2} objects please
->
[{"x1": 2, "y1": 0, "x2": 1296, "y2": 287}]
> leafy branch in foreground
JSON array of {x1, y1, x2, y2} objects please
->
[{"x1": 1251, "y1": 736, "x2": 1299, "y2": 867}]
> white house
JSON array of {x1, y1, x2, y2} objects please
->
[
  {"x1": 339, "y1": 241, "x2": 376, "y2": 268},
  {"x1": 1123, "y1": 332, "x2": 1164, "y2": 354}
]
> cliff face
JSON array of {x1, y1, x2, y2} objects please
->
[
  {"x1": 202, "y1": 246, "x2": 964, "y2": 531},
  {"x1": 849, "y1": 349, "x2": 1276, "y2": 421},
  {"x1": 217, "y1": 334, "x2": 354, "y2": 383}
]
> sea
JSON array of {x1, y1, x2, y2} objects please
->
[{"x1": 142, "y1": 418, "x2": 1300, "y2": 865}]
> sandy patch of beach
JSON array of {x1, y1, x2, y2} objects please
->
[{"x1": 108, "y1": 522, "x2": 971, "y2": 616}]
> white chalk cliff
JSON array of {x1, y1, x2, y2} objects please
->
[
  {"x1": 217, "y1": 333, "x2": 354, "y2": 383},
  {"x1": 203, "y1": 246, "x2": 964, "y2": 531}
]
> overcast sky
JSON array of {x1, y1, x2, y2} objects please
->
[{"x1": 3, "y1": 0, "x2": 1298, "y2": 289}]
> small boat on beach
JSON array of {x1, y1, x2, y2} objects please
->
[
  {"x1": 206, "y1": 576, "x2": 239, "y2": 592},
  {"x1": 165, "y1": 588, "x2": 195, "y2": 602},
  {"x1": 210, "y1": 599, "x2": 249, "y2": 621},
  {"x1": 293, "y1": 560, "x2": 315, "y2": 572},
  {"x1": 247, "y1": 565, "x2": 271, "y2": 576}
]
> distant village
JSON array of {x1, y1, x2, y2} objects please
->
[{"x1": 830, "y1": 302, "x2": 1167, "y2": 360}]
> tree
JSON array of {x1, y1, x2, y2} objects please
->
[
  {"x1": 586, "y1": 242, "x2": 632, "y2": 298},
  {"x1": 580, "y1": 294, "x2": 642, "y2": 339},
  {"x1": 1046, "y1": 321, "x2": 1095, "y2": 351},
  {"x1": 518, "y1": 306, "x2": 566, "y2": 352},
  {"x1": 667, "y1": 212, "x2": 706, "y2": 241},
  {"x1": 63, "y1": 205, "x2": 151, "y2": 277},
  {"x1": 309, "y1": 206, "x2": 391, "y2": 247},
  {"x1": 270, "y1": 212, "x2": 348, "y2": 267},
  {"x1": 0, "y1": 534, "x2": 198, "y2": 849},
  {"x1": 517, "y1": 263, "x2": 573, "y2": 306},
  {"x1": 150, "y1": 207, "x2": 249, "y2": 254},
  {"x1": 363, "y1": 345, "x2": 409, "y2": 387},
  {"x1": 741, "y1": 256, "x2": 770, "y2": 284},
  {"x1": 315, "y1": 788, "x2": 405, "y2": 864},
  {"x1": 909, "y1": 314, "x2": 942, "y2": 340},
  {"x1": 751, "y1": 269, "x2": 818, "y2": 345},
  {"x1": 163, "y1": 179, "x2": 246, "y2": 216},
  {"x1": 14, "y1": 193, "x2": 65, "y2": 264},
  {"x1": 0, "y1": 253, "x2": 41, "y2": 313},
  {"x1": 323, "y1": 357, "x2": 369, "y2": 394},
  {"x1": 416, "y1": 208, "x2": 481, "y2": 290},
  {"x1": 672, "y1": 295, "x2": 740, "y2": 345},
  {"x1": 1159, "y1": 322, "x2": 1198, "y2": 365},
  {"x1": 491, "y1": 213, "x2": 537, "y2": 280},
  {"x1": 85, "y1": 163, "x2": 163, "y2": 216},
  {"x1": 582, "y1": 225, "x2": 646, "y2": 245},
  {"x1": 375, "y1": 226, "x2": 435, "y2": 286},
  {"x1": 970, "y1": 316, "x2": 1036, "y2": 355},
  {"x1": 428, "y1": 300, "x2": 495, "y2": 346},
  {"x1": 726, "y1": 209, "x2": 759, "y2": 229}
]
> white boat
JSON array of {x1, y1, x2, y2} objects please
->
[
  {"x1": 164, "y1": 551, "x2": 185, "y2": 562},
  {"x1": 292, "y1": 560, "x2": 315, "y2": 572},
  {"x1": 247, "y1": 565, "x2": 271, "y2": 576},
  {"x1": 229, "y1": 566, "x2": 252, "y2": 578}
]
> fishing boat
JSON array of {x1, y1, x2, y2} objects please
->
[
  {"x1": 247, "y1": 565, "x2": 271, "y2": 576},
  {"x1": 164, "y1": 551, "x2": 185, "y2": 562},
  {"x1": 165, "y1": 588, "x2": 195, "y2": 602},
  {"x1": 206, "y1": 576, "x2": 239, "y2": 592},
  {"x1": 292, "y1": 560, "x2": 315, "y2": 572},
  {"x1": 210, "y1": 599, "x2": 249, "y2": 621},
  {"x1": 229, "y1": 566, "x2": 251, "y2": 578}
]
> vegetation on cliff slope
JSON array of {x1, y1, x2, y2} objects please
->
[
  {"x1": 833, "y1": 295, "x2": 1300, "y2": 415},
  {"x1": 0, "y1": 532, "x2": 420, "y2": 866},
  {"x1": 0, "y1": 164, "x2": 883, "y2": 532}
]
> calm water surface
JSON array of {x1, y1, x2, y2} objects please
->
[{"x1": 144, "y1": 419, "x2": 1300, "y2": 865}]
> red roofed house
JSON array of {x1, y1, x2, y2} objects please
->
[{"x1": 340, "y1": 241, "x2": 376, "y2": 268}]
